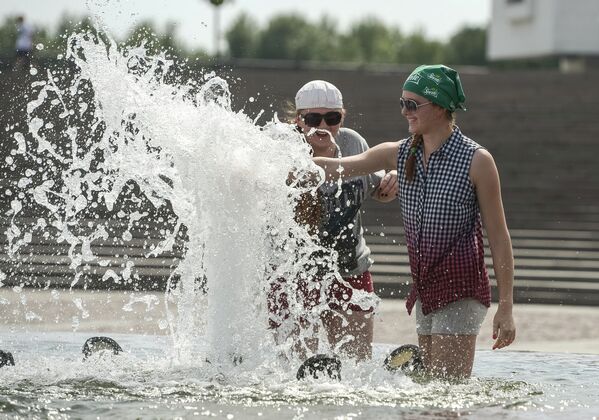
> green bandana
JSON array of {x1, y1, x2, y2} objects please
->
[{"x1": 402, "y1": 64, "x2": 466, "y2": 112}]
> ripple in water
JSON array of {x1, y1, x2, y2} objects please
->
[{"x1": 3, "y1": 332, "x2": 598, "y2": 418}]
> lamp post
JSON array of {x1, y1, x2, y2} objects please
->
[{"x1": 206, "y1": 0, "x2": 226, "y2": 58}]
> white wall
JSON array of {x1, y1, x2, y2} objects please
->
[
  {"x1": 554, "y1": 1, "x2": 599, "y2": 54},
  {"x1": 488, "y1": 0, "x2": 599, "y2": 60}
]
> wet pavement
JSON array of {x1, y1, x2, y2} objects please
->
[{"x1": 1, "y1": 289, "x2": 598, "y2": 354}]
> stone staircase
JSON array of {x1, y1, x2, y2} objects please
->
[
  {"x1": 363, "y1": 225, "x2": 599, "y2": 305},
  {"x1": 0, "y1": 216, "x2": 184, "y2": 291},
  {"x1": 1, "y1": 62, "x2": 598, "y2": 305}
]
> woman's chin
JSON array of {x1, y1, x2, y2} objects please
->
[{"x1": 407, "y1": 124, "x2": 421, "y2": 135}]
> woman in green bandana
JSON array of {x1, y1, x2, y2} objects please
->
[{"x1": 313, "y1": 65, "x2": 516, "y2": 379}]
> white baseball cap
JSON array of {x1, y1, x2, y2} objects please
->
[{"x1": 295, "y1": 80, "x2": 343, "y2": 110}]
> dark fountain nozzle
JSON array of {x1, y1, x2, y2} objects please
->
[
  {"x1": 296, "y1": 354, "x2": 342, "y2": 381},
  {"x1": 383, "y1": 344, "x2": 424, "y2": 376},
  {"x1": 82, "y1": 336, "x2": 123, "y2": 359},
  {"x1": 0, "y1": 350, "x2": 15, "y2": 368}
]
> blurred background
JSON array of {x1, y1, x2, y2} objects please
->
[
  {"x1": 1, "y1": 0, "x2": 492, "y2": 63},
  {"x1": 0, "y1": 0, "x2": 598, "y2": 306}
]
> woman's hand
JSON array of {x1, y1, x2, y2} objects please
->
[
  {"x1": 492, "y1": 305, "x2": 516, "y2": 350},
  {"x1": 374, "y1": 170, "x2": 398, "y2": 202}
]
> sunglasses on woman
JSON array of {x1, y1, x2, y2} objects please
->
[
  {"x1": 400, "y1": 97, "x2": 432, "y2": 112},
  {"x1": 301, "y1": 111, "x2": 343, "y2": 127}
]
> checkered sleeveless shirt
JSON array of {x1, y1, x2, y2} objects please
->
[{"x1": 397, "y1": 127, "x2": 491, "y2": 315}]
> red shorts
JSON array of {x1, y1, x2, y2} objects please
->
[{"x1": 267, "y1": 271, "x2": 373, "y2": 329}]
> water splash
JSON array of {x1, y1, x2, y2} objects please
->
[
  {"x1": 2, "y1": 333, "x2": 587, "y2": 419},
  {"x1": 4, "y1": 26, "x2": 341, "y2": 367}
]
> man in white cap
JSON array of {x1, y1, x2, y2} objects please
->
[{"x1": 269, "y1": 80, "x2": 398, "y2": 361}]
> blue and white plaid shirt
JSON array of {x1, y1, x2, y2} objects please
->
[{"x1": 397, "y1": 127, "x2": 491, "y2": 315}]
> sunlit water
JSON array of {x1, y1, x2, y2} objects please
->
[
  {"x1": 2, "y1": 18, "x2": 598, "y2": 420},
  {"x1": 1, "y1": 332, "x2": 598, "y2": 419}
]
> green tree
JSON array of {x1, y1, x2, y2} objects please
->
[
  {"x1": 301, "y1": 16, "x2": 341, "y2": 62},
  {"x1": 255, "y1": 15, "x2": 313, "y2": 60},
  {"x1": 342, "y1": 17, "x2": 401, "y2": 63},
  {"x1": 34, "y1": 16, "x2": 95, "y2": 60},
  {"x1": 0, "y1": 16, "x2": 18, "y2": 59},
  {"x1": 124, "y1": 21, "x2": 183, "y2": 56},
  {"x1": 54, "y1": 15, "x2": 95, "y2": 39},
  {"x1": 225, "y1": 13, "x2": 258, "y2": 58},
  {"x1": 396, "y1": 30, "x2": 444, "y2": 64},
  {"x1": 444, "y1": 26, "x2": 487, "y2": 65}
]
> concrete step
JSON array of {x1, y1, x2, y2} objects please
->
[
  {"x1": 0, "y1": 253, "x2": 179, "y2": 268},
  {"x1": 0, "y1": 273, "x2": 169, "y2": 291},
  {"x1": 371, "y1": 264, "x2": 599, "y2": 282},
  {"x1": 366, "y1": 226, "x2": 599, "y2": 240},
  {"x1": 373, "y1": 253, "x2": 599, "y2": 270},
  {"x1": 373, "y1": 278, "x2": 599, "y2": 306},
  {"x1": 366, "y1": 235, "x2": 599, "y2": 252},
  {"x1": 1, "y1": 262, "x2": 175, "y2": 278}
]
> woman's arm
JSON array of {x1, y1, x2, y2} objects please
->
[
  {"x1": 313, "y1": 141, "x2": 400, "y2": 181},
  {"x1": 471, "y1": 148, "x2": 516, "y2": 350}
]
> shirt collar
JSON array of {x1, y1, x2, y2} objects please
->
[
  {"x1": 435, "y1": 126, "x2": 462, "y2": 160},
  {"x1": 414, "y1": 126, "x2": 462, "y2": 159}
]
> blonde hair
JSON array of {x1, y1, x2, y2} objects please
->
[{"x1": 282, "y1": 99, "x2": 299, "y2": 124}]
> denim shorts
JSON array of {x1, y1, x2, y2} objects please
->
[
  {"x1": 415, "y1": 298, "x2": 488, "y2": 336},
  {"x1": 267, "y1": 271, "x2": 374, "y2": 329}
]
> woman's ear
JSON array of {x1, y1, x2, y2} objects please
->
[{"x1": 433, "y1": 104, "x2": 447, "y2": 120}]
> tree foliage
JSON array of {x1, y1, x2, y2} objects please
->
[
  {"x1": 225, "y1": 14, "x2": 486, "y2": 66},
  {"x1": 343, "y1": 17, "x2": 401, "y2": 63},
  {"x1": 254, "y1": 15, "x2": 313, "y2": 60},
  {"x1": 225, "y1": 13, "x2": 258, "y2": 59},
  {"x1": 123, "y1": 21, "x2": 182, "y2": 56},
  {"x1": 396, "y1": 30, "x2": 444, "y2": 64},
  {"x1": 0, "y1": 12, "x2": 524, "y2": 68},
  {"x1": 0, "y1": 15, "x2": 207, "y2": 67},
  {"x1": 444, "y1": 26, "x2": 487, "y2": 65}
]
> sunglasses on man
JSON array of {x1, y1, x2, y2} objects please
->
[
  {"x1": 301, "y1": 111, "x2": 343, "y2": 127},
  {"x1": 400, "y1": 97, "x2": 432, "y2": 112}
]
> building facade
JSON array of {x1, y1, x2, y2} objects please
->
[{"x1": 488, "y1": 0, "x2": 599, "y2": 70}]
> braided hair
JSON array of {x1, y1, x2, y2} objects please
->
[{"x1": 405, "y1": 134, "x2": 423, "y2": 182}]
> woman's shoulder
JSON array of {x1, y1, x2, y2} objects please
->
[
  {"x1": 455, "y1": 128, "x2": 485, "y2": 152},
  {"x1": 397, "y1": 136, "x2": 412, "y2": 154},
  {"x1": 398, "y1": 137, "x2": 411, "y2": 146}
]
